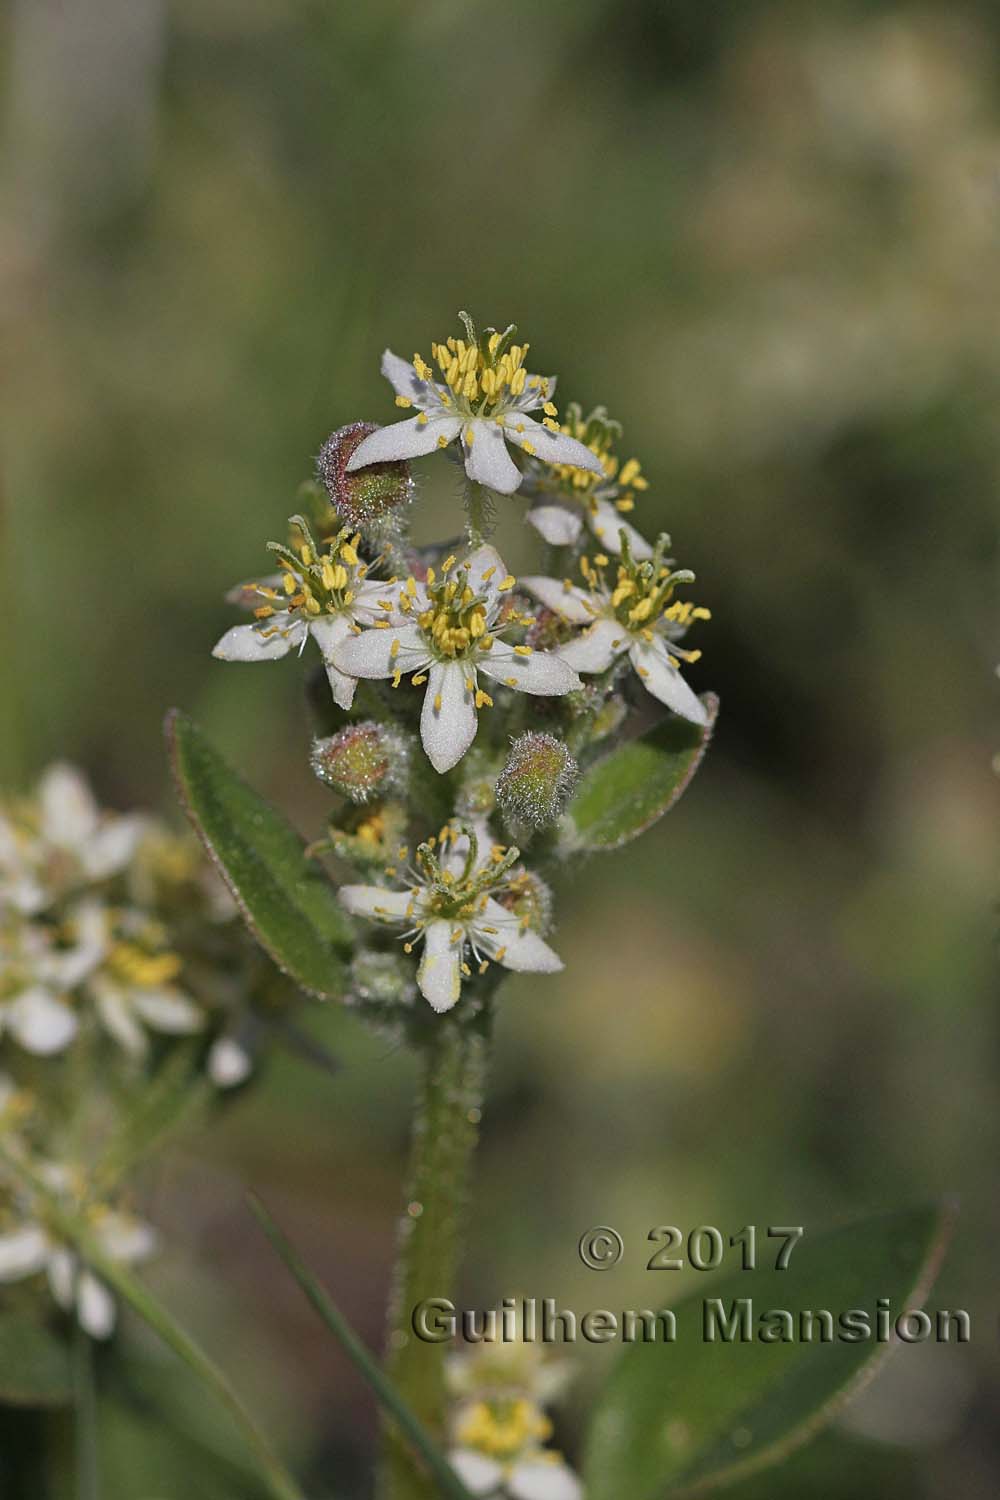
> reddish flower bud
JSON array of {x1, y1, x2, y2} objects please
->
[
  {"x1": 317, "y1": 422, "x2": 414, "y2": 529},
  {"x1": 310, "y1": 722, "x2": 410, "y2": 804}
]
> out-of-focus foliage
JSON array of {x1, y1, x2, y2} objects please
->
[{"x1": 3, "y1": 0, "x2": 996, "y2": 1495}]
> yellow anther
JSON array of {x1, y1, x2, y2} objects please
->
[
  {"x1": 543, "y1": 401, "x2": 558, "y2": 417},
  {"x1": 282, "y1": 573, "x2": 296, "y2": 595},
  {"x1": 254, "y1": 605, "x2": 274, "y2": 619},
  {"x1": 498, "y1": 575, "x2": 516, "y2": 592},
  {"x1": 513, "y1": 644, "x2": 532, "y2": 657},
  {"x1": 521, "y1": 441, "x2": 535, "y2": 455},
  {"x1": 475, "y1": 689, "x2": 493, "y2": 709},
  {"x1": 417, "y1": 412, "x2": 429, "y2": 427},
  {"x1": 395, "y1": 395, "x2": 412, "y2": 408},
  {"x1": 412, "y1": 672, "x2": 427, "y2": 685},
  {"x1": 434, "y1": 693, "x2": 442, "y2": 712}
]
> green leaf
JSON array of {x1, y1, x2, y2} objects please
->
[
  {"x1": 165, "y1": 709, "x2": 352, "y2": 1000},
  {"x1": 583, "y1": 1201, "x2": 954, "y2": 1500},
  {"x1": 0, "y1": 1310, "x2": 72, "y2": 1407},
  {"x1": 561, "y1": 695, "x2": 718, "y2": 852},
  {"x1": 248, "y1": 1194, "x2": 476, "y2": 1500}
]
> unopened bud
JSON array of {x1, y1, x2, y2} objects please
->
[
  {"x1": 495, "y1": 732, "x2": 579, "y2": 830},
  {"x1": 317, "y1": 422, "x2": 414, "y2": 530},
  {"x1": 310, "y1": 722, "x2": 410, "y2": 804}
]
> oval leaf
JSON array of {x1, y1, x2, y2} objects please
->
[
  {"x1": 560, "y1": 695, "x2": 717, "y2": 853},
  {"x1": 165, "y1": 710, "x2": 352, "y2": 1000},
  {"x1": 0, "y1": 1311, "x2": 72, "y2": 1407},
  {"x1": 583, "y1": 1201, "x2": 954, "y2": 1500}
]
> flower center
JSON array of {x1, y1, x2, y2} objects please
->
[
  {"x1": 413, "y1": 560, "x2": 492, "y2": 660},
  {"x1": 107, "y1": 941, "x2": 182, "y2": 987},
  {"x1": 253, "y1": 516, "x2": 371, "y2": 634},
  {"x1": 412, "y1": 827, "x2": 520, "y2": 926},
  {"x1": 578, "y1": 537, "x2": 711, "y2": 651},
  {"x1": 409, "y1": 314, "x2": 555, "y2": 422},
  {"x1": 455, "y1": 1396, "x2": 552, "y2": 1461},
  {"x1": 540, "y1": 402, "x2": 649, "y2": 511}
]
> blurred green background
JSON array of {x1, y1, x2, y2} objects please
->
[{"x1": 3, "y1": 0, "x2": 997, "y2": 1495}]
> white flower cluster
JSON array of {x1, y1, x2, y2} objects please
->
[
  {"x1": 212, "y1": 315, "x2": 712, "y2": 1017},
  {"x1": 445, "y1": 1326, "x2": 581, "y2": 1500},
  {"x1": 0, "y1": 764, "x2": 269, "y2": 1336}
]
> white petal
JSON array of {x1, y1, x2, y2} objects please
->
[
  {"x1": 77, "y1": 1271, "x2": 116, "y2": 1339},
  {"x1": 448, "y1": 1449, "x2": 504, "y2": 1496},
  {"x1": 586, "y1": 498, "x2": 653, "y2": 560},
  {"x1": 93, "y1": 981, "x2": 148, "y2": 1058},
  {"x1": 558, "y1": 617, "x2": 627, "y2": 675},
  {"x1": 45, "y1": 899, "x2": 107, "y2": 987},
  {"x1": 97, "y1": 1213, "x2": 157, "y2": 1265},
  {"x1": 463, "y1": 420, "x2": 522, "y2": 494},
  {"x1": 526, "y1": 504, "x2": 583, "y2": 548},
  {"x1": 211, "y1": 619, "x2": 300, "y2": 663},
  {"x1": 332, "y1": 623, "x2": 428, "y2": 681},
  {"x1": 349, "y1": 578, "x2": 406, "y2": 626},
  {"x1": 504, "y1": 416, "x2": 605, "y2": 477},
  {"x1": 380, "y1": 348, "x2": 444, "y2": 411},
  {"x1": 417, "y1": 920, "x2": 462, "y2": 1013},
  {"x1": 208, "y1": 1036, "x2": 253, "y2": 1089},
  {"x1": 479, "y1": 899, "x2": 563, "y2": 975},
  {"x1": 133, "y1": 986, "x2": 204, "y2": 1034},
  {"x1": 47, "y1": 1248, "x2": 77, "y2": 1308},
  {"x1": 308, "y1": 614, "x2": 356, "y2": 709},
  {"x1": 338, "y1": 885, "x2": 416, "y2": 922},
  {"x1": 628, "y1": 638, "x2": 708, "y2": 725},
  {"x1": 510, "y1": 1459, "x2": 583, "y2": 1500},
  {"x1": 510, "y1": 371, "x2": 558, "y2": 411},
  {"x1": 5, "y1": 988, "x2": 78, "y2": 1054},
  {"x1": 0, "y1": 1225, "x2": 50, "y2": 1281},
  {"x1": 345, "y1": 415, "x2": 462, "y2": 468},
  {"x1": 420, "y1": 661, "x2": 478, "y2": 773},
  {"x1": 477, "y1": 643, "x2": 581, "y2": 697},
  {"x1": 463, "y1": 544, "x2": 508, "y2": 613},
  {"x1": 519, "y1": 576, "x2": 595, "y2": 626},
  {"x1": 84, "y1": 815, "x2": 146, "y2": 880},
  {"x1": 39, "y1": 764, "x2": 98, "y2": 849}
]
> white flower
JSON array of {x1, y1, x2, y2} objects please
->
[
  {"x1": 448, "y1": 1394, "x2": 582, "y2": 1500},
  {"x1": 207, "y1": 1034, "x2": 253, "y2": 1088},
  {"x1": 522, "y1": 538, "x2": 710, "y2": 727},
  {"x1": 521, "y1": 402, "x2": 653, "y2": 560},
  {"x1": 0, "y1": 901, "x2": 106, "y2": 1055},
  {"x1": 333, "y1": 546, "x2": 581, "y2": 774},
  {"x1": 88, "y1": 926, "x2": 203, "y2": 1060},
  {"x1": 338, "y1": 825, "x2": 562, "y2": 1013},
  {"x1": 213, "y1": 516, "x2": 401, "y2": 710},
  {"x1": 344, "y1": 317, "x2": 605, "y2": 496},
  {"x1": 0, "y1": 1179, "x2": 156, "y2": 1340},
  {"x1": 1, "y1": 765, "x2": 145, "y2": 916}
]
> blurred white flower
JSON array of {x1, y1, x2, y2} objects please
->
[
  {"x1": 333, "y1": 546, "x2": 580, "y2": 774},
  {"x1": 0, "y1": 1172, "x2": 156, "y2": 1340},
  {"x1": 345, "y1": 317, "x2": 604, "y2": 496},
  {"x1": 520, "y1": 402, "x2": 652, "y2": 559},
  {"x1": 0, "y1": 901, "x2": 106, "y2": 1055}
]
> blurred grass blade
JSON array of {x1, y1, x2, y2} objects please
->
[
  {"x1": 560, "y1": 695, "x2": 717, "y2": 852},
  {"x1": 165, "y1": 709, "x2": 352, "y2": 1000},
  {"x1": 0, "y1": 1310, "x2": 73, "y2": 1408},
  {"x1": 248, "y1": 1194, "x2": 475, "y2": 1500},
  {"x1": 583, "y1": 1201, "x2": 955, "y2": 1500}
]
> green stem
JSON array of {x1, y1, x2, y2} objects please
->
[
  {"x1": 0, "y1": 1148, "x2": 306, "y2": 1500},
  {"x1": 465, "y1": 483, "x2": 493, "y2": 549},
  {"x1": 378, "y1": 1014, "x2": 490, "y2": 1500},
  {"x1": 72, "y1": 1310, "x2": 100, "y2": 1500}
]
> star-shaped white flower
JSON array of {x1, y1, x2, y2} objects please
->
[
  {"x1": 88, "y1": 926, "x2": 203, "y2": 1060},
  {"x1": 522, "y1": 538, "x2": 710, "y2": 726},
  {"x1": 212, "y1": 517, "x2": 400, "y2": 709},
  {"x1": 338, "y1": 825, "x2": 562, "y2": 1013},
  {"x1": 333, "y1": 546, "x2": 581, "y2": 774},
  {"x1": 520, "y1": 402, "x2": 653, "y2": 560},
  {"x1": 344, "y1": 319, "x2": 605, "y2": 496},
  {"x1": 0, "y1": 1167, "x2": 156, "y2": 1339}
]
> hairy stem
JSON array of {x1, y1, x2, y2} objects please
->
[
  {"x1": 378, "y1": 1013, "x2": 490, "y2": 1500},
  {"x1": 465, "y1": 483, "x2": 494, "y2": 549}
]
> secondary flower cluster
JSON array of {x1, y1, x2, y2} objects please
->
[
  {"x1": 446, "y1": 1327, "x2": 581, "y2": 1499},
  {"x1": 211, "y1": 314, "x2": 712, "y2": 1019},
  {"x1": 0, "y1": 764, "x2": 284, "y2": 1337}
]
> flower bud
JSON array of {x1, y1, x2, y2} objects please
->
[
  {"x1": 316, "y1": 422, "x2": 413, "y2": 530},
  {"x1": 310, "y1": 722, "x2": 410, "y2": 804},
  {"x1": 496, "y1": 868, "x2": 554, "y2": 936},
  {"x1": 349, "y1": 950, "x2": 417, "y2": 1009},
  {"x1": 495, "y1": 732, "x2": 579, "y2": 830}
]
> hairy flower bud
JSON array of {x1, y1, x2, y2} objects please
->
[
  {"x1": 317, "y1": 422, "x2": 413, "y2": 529},
  {"x1": 496, "y1": 868, "x2": 554, "y2": 936},
  {"x1": 495, "y1": 732, "x2": 579, "y2": 830},
  {"x1": 310, "y1": 722, "x2": 410, "y2": 804}
]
